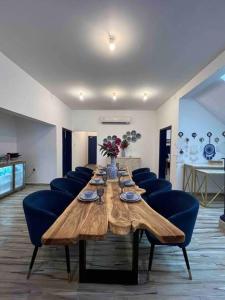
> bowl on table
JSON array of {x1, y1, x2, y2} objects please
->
[
  {"x1": 90, "y1": 178, "x2": 104, "y2": 185},
  {"x1": 79, "y1": 190, "x2": 98, "y2": 202},
  {"x1": 122, "y1": 179, "x2": 135, "y2": 187},
  {"x1": 120, "y1": 191, "x2": 141, "y2": 203}
]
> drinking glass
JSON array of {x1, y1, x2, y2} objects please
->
[
  {"x1": 97, "y1": 188, "x2": 104, "y2": 205},
  {"x1": 102, "y1": 173, "x2": 107, "y2": 186},
  {"x1": 119, "y1": 181, "x2": 125, "y2": 194}
]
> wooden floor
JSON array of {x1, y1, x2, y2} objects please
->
[{"x1": 0, "y1": 185, "x2": 225, "y2": 300}]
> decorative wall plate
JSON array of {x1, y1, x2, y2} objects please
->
[
  {"x1": 199, "y1": 137, "x2": 204, "y2": 143},
  {"x1": 192, "y1": 132, "x2": 197, "y2": 139},
  {"x1": 215, "y1": 137, "x2": 219, "y2": 143},
  {"x1": 131, "y1": 130, "x2": 136, "y2": 135},
  {"x1": 126, "y1": 131, "x2": 131, "y2": 136},
  {"x1": 136, "y1": 133, "x2": 141, "y2": 139},
  {"x1": 222, "y1": 131, "x2": 225, "y2": 137},
  {"x1": 178, "y1": 132, "x2": 184, "y2": 138},
  {"x1": 204, "y1": 133, "x2": 216, "y2": 160}
]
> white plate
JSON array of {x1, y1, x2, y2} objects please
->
[
  {"x1": 96, "y1": 171, "x2": 106, "y2": 176},
  {"x1": 120, "y1": 172, "x2": 129, "y2": 176},
  {"x1": 122, "y1": 179, "x2": 135, "y2": 186},
  {"x1": 79, "y1": 191, "x2": 98, "y2": 202},
  {"x1": 120, "y1": 192, "x2": 141, "y2": 202},
  {"x1": 90, "y1": 179, "x2": 104, "y2": 185}
]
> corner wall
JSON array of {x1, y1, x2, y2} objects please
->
[{"x1": 0, "y1": 51, "x2": 72, "y2": 177}]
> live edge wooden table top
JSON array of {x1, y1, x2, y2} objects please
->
[{"x1": 42, "y1": 169, "x2": 184, "y2": 246}]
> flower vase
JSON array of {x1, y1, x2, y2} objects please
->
[
  {"x1": 121, "y1": 148, "x2": 126, "y2": 157},
  {"x1": 107, "y1": 156, "x2": 118, "y2": 179}
]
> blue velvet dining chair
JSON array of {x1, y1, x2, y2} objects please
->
[
  {"x1": 145, "y1": 190, "x2": 199, "y2": 280},
  {"x1": 23, "y1": 190, "x2": 74, "y2": 280},
  {"x1": 132, "y1": 167, "x2": 150, "y2": 176},
  {"x1": 139, "y1": 178, "x2": 172, "y2": 201},
  {"x1": 66, "y1": 171, "x2": 87, "y2": 185},
  {"x1": 138, "y1": 178, "x2": 172, "y2": 241},
  {"x1": 73, "y1": 170, "x2": 92, "y2": 182},
  {"x1": 50, "y1": 177, "x2": 84, "y2": 198},
  {"x1": 75, "y1": 166, "x2": 93, "y2": 176},
  {"x1": 133, "y1": 171, "x2": 157, "y2": 185}
]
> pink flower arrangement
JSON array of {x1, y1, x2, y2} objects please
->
[{"x1": 99, "y1": 137, "x2": 121, "y2": 158}]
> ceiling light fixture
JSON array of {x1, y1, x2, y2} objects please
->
[
  {"x1": 108, "y1": 33, "x2": 116, "y2": 52},
  {"x1": 143, "y1": 92, "x2": 148, "y2": 101},
  {"x1": 112, "y1": 92, "x2": 117, "y2": 101},
  {"x1": 79, "y1": 92, "x2": 84, "y2": 101}
]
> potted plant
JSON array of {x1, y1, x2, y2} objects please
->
[
  {"x1": 99, "y1": 137, "x2": 121, "y2": 179},
  {"x1": 120, "y1": 139, "x2": 129, "y2": 157}
]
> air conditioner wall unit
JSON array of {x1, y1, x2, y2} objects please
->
[{"x1": 100, "y1": 116, "x2": 131, "y2": 125}]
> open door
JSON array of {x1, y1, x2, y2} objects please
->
[
  {"x1": 88, "y1": 136, "x2": 97, "y2": 164},
  {"x1": 62, "y1": 128, "x2": 72, "y2": 176},
  {"x1": 159, "y1": 126, "x2": 172, "y2": 179}
]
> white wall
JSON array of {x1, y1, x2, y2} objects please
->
[
  {"x1": 0, "y1": 51, "x2": 72, "y2": 177},
  {"x1": 16, "y1": 117, "x2": 57, "y2": 184},
  {"x1": 156, "y1": 49, "x2": 225, "y2": 188},
  {"x1": 176, "y1": 99, "x2": 225, "y2": 189},
  {"x1": 0, "y1": 111, "x2": 17, "y2": 154},
  {"x1": 72, "y1": 110, "x2": 157, "y2": 172},
  {"x1": 72, "y1": 131, "x2": 97, "y2": 169},
  {"x1": 156, "y1": 96, "x2": 180, "y2": 187}
]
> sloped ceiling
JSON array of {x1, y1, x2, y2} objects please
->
[{"x1": 194, "y1": 81, "x2": 225, "y2": 124}]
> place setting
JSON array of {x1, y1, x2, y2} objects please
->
[
  {"x1": 78, "y1": 188, "x2": 105, "y2": 205},
  {"x1": 90, "y1": 174, "x2": 107, "y2": 186},
  {"x1": 119, "y1": 179, "x2": 141, "y2": 203}
]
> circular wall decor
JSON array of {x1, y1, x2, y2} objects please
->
[{"x1": 178, "y1": 132, "x2": 184, "y2": 138}]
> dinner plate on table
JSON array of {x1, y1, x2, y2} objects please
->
[
  {"x1": 79, "y1": 190, "x2": 99, "y2": 202},
  {"x1": 120, "y1": 192, "x2": 141, "y2": 203},
  {"x1": 90, "y1": 178, "x2": 104, "y2": 185},
  {"x1": 96, "y1": 171, "x2": 106, "y2": 176},
  {"x1": 119, "y1": 171, "x2": 129, "y2": 176},
  {"x1": 121, "y1": 179, "x2": 135, "y2": 187}
]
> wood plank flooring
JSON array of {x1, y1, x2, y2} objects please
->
[{"x1": 0, "y1": 185, "x2": 225, "y2": 299}]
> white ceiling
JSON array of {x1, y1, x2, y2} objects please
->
[
  {"x1": 1, "y1": 0, "x2": 225, "y2": 110},
  {"x1": 194, "y1": 81, "x2": 225, "y2": 124}
]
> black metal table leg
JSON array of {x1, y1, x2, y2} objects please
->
[{"x1": 79, "y1": 230, "x2": 140, "y2": 285}]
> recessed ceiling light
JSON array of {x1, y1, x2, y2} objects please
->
[
  {"x1": 79, "y1": 92, "x2": 84, "y2": 101},
  {"x1": 220, "y1": 74, "x2": 225, "y2": 81},
  {"x1": 143, "y1": 92, "x2": 148, "y2": 101},
  {"x1": 108, "y1": 33, "x2": 116, "y2": 52},
  {"x1": 112, "y1": 92, "x2": 117, "y2": 101}
]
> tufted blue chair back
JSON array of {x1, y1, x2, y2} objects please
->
[
  {"x1": 50, "y1": 178, "x2": 84, "y2": 198},
  {"x1": 75, "y1": 166, "x2": 93, "y2": 176},
  {"x1": 146, "y1": 190, "x2": 199, "y2": 247},
  {"x1": 139, "y1": 178, "x2": 172, "y2": 199},
  {"x1": 133, "y1": 171, "x2": 157, "y2": 185},
  {"x1": 132, "y1": 167, "x2": 150, "y2": 176},
  {"x1": 66, "y1": 171, "x2": 87, "y2": 185},
  {"x1": 23, "y1": 190, "x2": 73, "y2": 247}
]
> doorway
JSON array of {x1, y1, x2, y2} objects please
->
[
  {"x1": 158, "y1": 126, "x2": 172, "y2": 180},
  {"x1": 88, "y1": 136, "x2": 97, "y2": 164},
  {"x1": 62, "y1": 128, "x2": 72, "y2": 176}
]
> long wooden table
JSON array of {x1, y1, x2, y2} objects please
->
[{"x1": 42, "y1": 169, "x2": 185, "y2": 284}]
